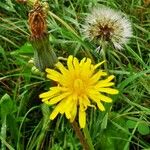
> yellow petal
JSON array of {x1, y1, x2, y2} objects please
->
[
  {"x1": 50, "y1": 98, "x2": 69, "y2": 119},
  {"x1": 64, "y1": 95, "x2": 77, "y2": 120},
  {"x1": 58, "y1": 99, "x2": 68, "y2": 114},
  {"x1": 89, "y1": 71, "x2": 107, "y2": 85},
  {"x1": 83, "y1": 58, "x2": 91, "y2": 71},
  {"x1": 79, "y1": 97, "x2": 85, "y2": 111},
  {"x1": 88, "y1": 89, "x2": 111, "y2": 102},
  {"x1": 50, "y1": 108, "x2": 59, "y2": 120},
  {"x1": 99, "y1": 93, "x2": 112, "y2": 103},
  {"x1": 97, "y1": 102, "x2": 105, "y2": 111},
  {"x1": 46, "y1": 69, "x2": 62, "y2": 81},
  {"x1": 99, "y1": 88, "x2": 119, "y2": 94},
  {"x1": 44, "y1": 101, "x2": 50, "y2": 105},
  {"x1": 50, "y1": 86, "x2": 68, "y2": 92},
  {"x1": 45, "y1": 68, "x2": 53, "y2": 73},
  {"x1": 94, "y1": 60, "x2": 105, "y2": 69},
  {"x1": 105, "y1": 75, "x2": 115, "y2": 82},
  {"x1": 67, "y1": 55, "x2": 74, "y2": 71},
  {"x1": 95, "y1": 82, "x2": 114, "y2": 88},
  {"x1": 39, "y1": 88, "x2": 60, "y2": 99},
  {"x1": 79, "y1": 108, "x2": 86, "y2": 128},
  {"x1": 48, "y1": 92, "x2": 70, "y2": 105},
  {"x1": 70, "y1": 104, "x2": 77, "y2": 122},
  {"x1": 96, "y1": 75, "x2": 115, "y2": 86},
  {"x1": 73, "y1": 57, "x2": 79, "y2": 69},
  {"x1": 41, "y1": 98, "x2": 49, "y2": 103},
  {"x1": 79, "y1": 57, "x2": 86, "y2": 65},
  {"x1": 63, "y1": 96, "x2": 73, "y2": 119},
  {"x1": 87, "y1": 90, "x2": 101, "y2": 102},
  {"x1": 81, "y1": 95, "x2": 91, "y2": 109},
  {"x1": 87, "y1": 90, "x2": 107, "y2": 111},
  {"x1": 94, "y1": 75, "x2": 115, "y2": 88},
  {"x1": 65, "y1": 111, "x2": 71, "y2": 119},
  {"x1": 69, "y1": 94, "x2": 78, "y2": 122},
  {"x1": 55, "y1": 62, "x2": 68, "y2": 75},
  {"x1": 80, "y1": 58, "x2": 92, "y2": 78},
  {"x1": 39, "y1": 86, "x2": 68, "y2": 99},
  {"x1": 85, "y1": 58, "x2": 92, "y2": 66}
]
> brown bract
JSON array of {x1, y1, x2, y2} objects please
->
[
  {"x1": 16, "y1": 0, "x2": 27, "y2": 4},
  {"x1": 28, "y1": 2, "x2": 47, "y2": 39},
  {"x1": 144, "y1": 0, "x2": 150, "y2": 6}
]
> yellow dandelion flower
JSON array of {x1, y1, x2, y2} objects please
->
[{"x1": 39, "y1": 55, "x2": 119, "y2": 128}]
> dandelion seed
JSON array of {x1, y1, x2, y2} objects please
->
[
  {"x1": 39, "y1": 55, "x2": 119, "y2": 128},
  {"x1": 83, "y1": 6, "x2": 132, "y2": 49}
]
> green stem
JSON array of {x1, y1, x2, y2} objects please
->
[
  {"x1": 71, "y1": 121, "x2": 90, "y2": 150},
  {"x1": 1, "y1": 115, "x2": 6, "y2": 150},
  {"x1": 101, "y1": 42, "x2": 107, "y2": 70},
  {"x1": 36, "y1": 104, "x2": 50, "y2": 150},
  {"x1": 83, "y1": 125, "x2": 95, "y2": 150}
]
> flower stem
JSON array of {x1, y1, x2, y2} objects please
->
[
  {"x1": 83, "y1": 125, "x2": 95, "y2": 150},
  {"x1": 1, "y1": 115, "x2": 6, "y2": 150},
  {"x1": 101, "y1": 42, "x2": 107, "y2": 70},
  {"x1": 71, "y1": 121, "x2": 90, "y2": 150}
]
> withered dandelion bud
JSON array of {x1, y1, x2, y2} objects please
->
[
  {"x1": 28, "y1": 1, "x2": 58, "y2": 71},
  {"x1": 28, "y1": 1, "x2": 47, "y2": 39},
  {"x1": 16, "y1": 0, "x2": 27, "y2": 4}
]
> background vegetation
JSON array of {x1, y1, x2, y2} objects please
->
[{"x1": 0, "y1": 0, "x2": 150, "y2": 150}]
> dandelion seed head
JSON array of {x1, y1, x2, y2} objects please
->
[{"x1": 83, "y1": 6, "x2": 132, "y2": 49}]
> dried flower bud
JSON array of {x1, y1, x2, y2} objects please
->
[
  {"x1": 28, "y1": 1, "x2": 58, "y2": 71},
  {"x1": 28, "y1": 1, "x2": 47, "y2": 39},
  {"x1": 144, "y1": 0, "x2": 150, "y2": 6},
  {"x1": 16, "y1": 0, "x2": 27, "y2": 4}
]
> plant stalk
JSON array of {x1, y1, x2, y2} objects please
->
[
  {"x1": 83, "y1": 125, "x2": 95, "y2": 150},
  {"x1": 71, "y1": 121, "x2": 94, "y2": 150}
]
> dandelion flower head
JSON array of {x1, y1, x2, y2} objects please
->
[
  {"x1": 39, "y1": 55, "x2": 118, "y2": 128},
  {"x1": 83, "y1": 6, "x2": 132, "y2": 49}
]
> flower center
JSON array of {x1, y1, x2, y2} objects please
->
[
  {"x1": 73, "y1": 78, "x2": 85, "y2": 95},
  {"x1": 98, "y1": 25, "x2": 114, "y2": 41}
]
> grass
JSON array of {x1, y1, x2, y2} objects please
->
[{"x1": 0, "y1": 0, "x2": 150, "y2": 150}]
